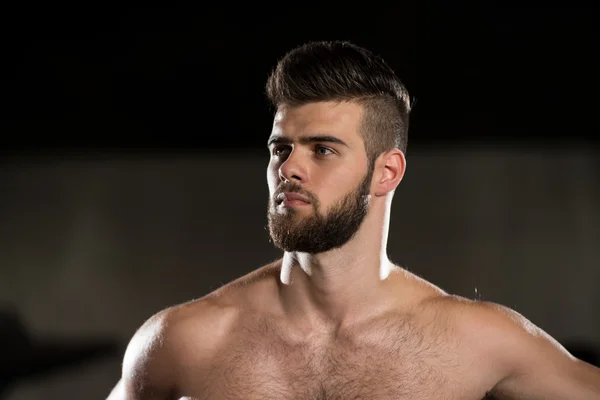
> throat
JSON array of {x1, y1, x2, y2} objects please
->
[{"x1": 278, "y1": 258, "x2": 401, "y2": 329}]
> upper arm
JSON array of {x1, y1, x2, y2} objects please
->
[
  {"x1": 117, "y1": 310, "x2": 180, "y2": 400},
  {"x1": 466, "y1": 302, "x2": 600, "y2": 400}
]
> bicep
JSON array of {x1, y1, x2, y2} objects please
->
[{"x1": 493, "y1": 355, "x2": 600, "y2": 399}]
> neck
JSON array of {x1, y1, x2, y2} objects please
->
[{"x1": 278, "y1": 201, "x2": 397, "y2": 330}]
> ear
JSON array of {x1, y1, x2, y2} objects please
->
[{"x1": 372, "y1": 149, "x2": 406, "y2": 196}]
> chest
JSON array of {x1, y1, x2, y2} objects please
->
[
  {"x1": 214, "y1": 342, "x2": 452, "y2": 399},
  {"x1": 180, "y1": 317, "x2": 492, "y2": 399}
]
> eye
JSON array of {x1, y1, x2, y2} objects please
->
[
  {"x1": 315, "y1": 146, "x2": 334, "y2": 156},
  {"x1": 272, "y1": 145, "x2": 290, "y2": 156}
]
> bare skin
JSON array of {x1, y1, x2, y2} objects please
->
[{"x1": 108, "y1": 101, "x2": 600, "y2": 399}]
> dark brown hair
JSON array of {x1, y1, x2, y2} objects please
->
[{"x1": 266, "y1": 41, "x2": 411, "y2": 167}]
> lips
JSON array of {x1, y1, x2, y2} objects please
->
[{"x1": 276, "y1": 192, "x2": 310, "y2": 204}]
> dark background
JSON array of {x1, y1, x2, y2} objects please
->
[
  {"x1": 3, "y1": 6, "x2": 598, "y2": 155},
  {"x1": 1, "y1": 6, "x2": 598, "y2": 400}
]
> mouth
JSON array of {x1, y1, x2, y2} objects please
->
[
  {"x1": 276, "y1": 192, "x2": 311, "y2": 206},
  {"x1": 280, "y1": 199, "x2": 311, "y2": 208}
]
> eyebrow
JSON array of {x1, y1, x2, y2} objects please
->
[{"x1": 267, "y1": 135, "x2": 349, "y2": 148}]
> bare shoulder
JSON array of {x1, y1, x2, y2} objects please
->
[
  {"x1": 119, "y1": 295, "x2": 238, "y2": 398},
  {"x1": 396, "y1": 268, "x2": 569, "y2": 359},
  {"x1": 423, "y1": 293, "x2": 573, "y2": 373},
  {"x1": 397, "y1": 268, "x2": 548, "y2": 342},
  {"x1": 119, "y1": 260, "x2": 281, "y2": 398},
  {"x1": 430, "y1": 294, "x2": 558, "y2": 345},
  {"x1": 126, "y1": 293, "x2": 239, "y2": 361},
  {"x1": 429, "y1": 295, "x2": 600, "y2": 398},
  {"x1": 127, "y1": 258, "x2": 282, "y2": 351}
]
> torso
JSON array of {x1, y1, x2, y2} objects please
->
[{"x1": 171, "y1": 264, "x2": 501, "y2": 400}]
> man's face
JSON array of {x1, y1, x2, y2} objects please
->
[{"x1": 266, "y1": 101, "x2": 373, "y2": 254}]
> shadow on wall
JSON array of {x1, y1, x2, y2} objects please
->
[{"x1": 0, "y1": 307, "x2": 123, "y2": 399}]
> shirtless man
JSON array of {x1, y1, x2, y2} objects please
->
[{"x1": 107, "y1": 41, "x2": 600, "y2": 399}]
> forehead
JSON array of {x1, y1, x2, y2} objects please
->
[{"x1": 271, "y1": 101, "x2": 364, "y2": 142}]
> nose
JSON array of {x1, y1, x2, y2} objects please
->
[{"x1": 278, "y1": 150, "x2": 305, "y2": 183}]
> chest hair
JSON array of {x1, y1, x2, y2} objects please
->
[{"x1": 199, "y1": 313, "x2": 470, "y2": 400}]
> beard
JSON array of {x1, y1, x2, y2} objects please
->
[{"x1": 266, "y1": 167, "x2": 373, "y2": 254}]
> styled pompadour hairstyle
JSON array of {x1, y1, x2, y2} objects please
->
[{"x1": 266, "y1": 40, "x2": 411, "y2": 166}]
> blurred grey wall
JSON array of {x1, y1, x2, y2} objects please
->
[{"x1": 1, "y1": 147, "x2": 599, "y2": 399}]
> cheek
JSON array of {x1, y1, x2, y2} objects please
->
[
  {"x1": 266, "y1": 164, "x2": 279, "y2": 191},
  {"x1": 320, "y1": 170, "x2": 364, "y2": 204},
  {"x1": 323, "y1": 167, "x2": 357, "y2": 191},
  {"x1": 314, "y1": 177, "x2": 345, "y2": 204}
]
